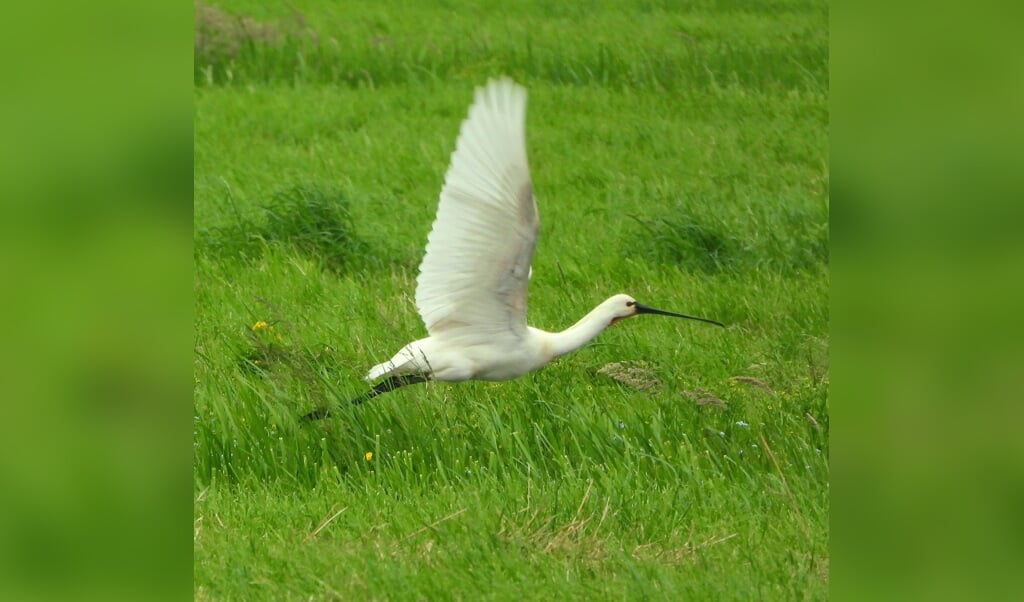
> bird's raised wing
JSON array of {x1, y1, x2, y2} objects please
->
[{"x1": 415, "y1": 78, "x2": 537, "y2": 343}]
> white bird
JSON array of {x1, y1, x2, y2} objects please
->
[{"x1": 305, "y1": 78, "x2": 722, "y2": 420}]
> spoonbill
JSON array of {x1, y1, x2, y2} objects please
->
[{"x1": 304, "y1": 78, "x2": 722, "y2": 420}]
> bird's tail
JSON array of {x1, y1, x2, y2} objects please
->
[{"x1": 365, "y1": 360, "x2": 396, "y2": 382}]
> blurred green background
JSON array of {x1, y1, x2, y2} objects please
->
[{"x1": 0, "y1": 2, "x2": 191, "y2": 601}]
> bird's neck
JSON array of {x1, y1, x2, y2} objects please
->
[{"x1": 546, "y1": 304, "x2": 614, "y2": 359}]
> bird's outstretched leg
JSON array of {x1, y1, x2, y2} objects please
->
[{"x1": 301, "y1": 374, "x2": 431, "y2": 421}]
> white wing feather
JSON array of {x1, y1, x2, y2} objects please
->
[{"x1": 415, "y1": 78, "x2": 537, "y2": 345}]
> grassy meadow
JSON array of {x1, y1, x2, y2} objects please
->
[{"x1": 194, "y1": 0, "x2": 829, "y2": 599}]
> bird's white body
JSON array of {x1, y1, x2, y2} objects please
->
[
  {"x1": 367, "y1": 295, "x2": 641, "y2": 382},
  {"x1": 361, "y1": 79, "x2": 720, "y2": 390}
]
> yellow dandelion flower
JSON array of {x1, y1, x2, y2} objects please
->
[
  {"x1": 252, "y1": 320, "x2": 269, "y2": 331},
  {"x1": 364, "y1": 451, "x2": 373, "y2": 461}
]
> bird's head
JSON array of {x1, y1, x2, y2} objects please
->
[{"x1": 606, "y1": 293, "x2": 724, "y2": 328}]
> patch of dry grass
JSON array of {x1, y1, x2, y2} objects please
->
[{"x1": 194, "y1": 1, "x2": 316, "y2": 64}]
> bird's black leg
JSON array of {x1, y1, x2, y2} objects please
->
[
  {"x1": 301, "y1": 374, "x2": 431, "y2": 421},
  {"x1": 350, "y1": 373, "x2": 431, "y2": 405}
]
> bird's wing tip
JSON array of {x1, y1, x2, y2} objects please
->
[{"x1": 481, "y1": 76, "x2": 526, "y2": 96}]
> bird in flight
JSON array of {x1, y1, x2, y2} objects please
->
[{"x1": 304, "y1": 78, "x2": 722, "y2": 420}]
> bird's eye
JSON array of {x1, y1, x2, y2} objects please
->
[{"x1": 626, "y1": 301, "x2": 635, "y2": 307}]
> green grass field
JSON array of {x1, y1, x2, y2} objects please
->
[{"x1": 194, "y1": 1, "x2": 829, "y2": 598}]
